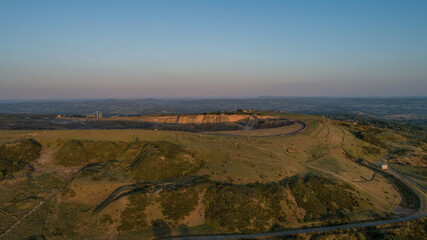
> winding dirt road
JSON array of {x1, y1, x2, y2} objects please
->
[
  {"x1": 164, "y1": 212, "x2": 426, "y2": 240},
  {"x1": 204, "y1": 121, "x2": 307, "y2": 137},
  {"x1": 163, "y1": 148, "x2": 426, "y2": 240},
  {"x1": 164, "y1": 170, "x2": 426, "y2": 240}
]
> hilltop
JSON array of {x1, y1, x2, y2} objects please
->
[{"x1": 0, "y1": 112, "x2": 291, "y2": 132}]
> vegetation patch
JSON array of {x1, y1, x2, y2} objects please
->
[
  {"x1": 55, "y1": 140, "x2": 127, "y2": 166},
  {"x1": 204, "y1": 174, "x2": 368, "y2": 233},
  {"x1": 127, "y1": 141, "x2": 203, "y2": 181},
  {"x1": 0, "y1": 173, "x2": 62, "y2": 220},
  {"x1": 385, "y1": 173, "x2": 419, "y2": 209},
  {"x1": 363, "y1": 145, "x2": 381, "y2": 155},
  {"x1": 204, "y1": 183, "x2": 285, "y2": 232},
  {"x1": 100, "y1": 174, "x2": 371, "y2": 235},
  {"x1": 288, "y1": 174, "x2": 366, "y2": 222},
  {"x1": 0, "y1": 139, "x2": 42, "y2": 178},
  {"x1": 50, "y1": 202, "x2": 93, "y2": 237},
  {"x1": 160, "y1": 186, "x2": 200, "y2": 221},
  {"x1": 117, "y1": 193, "x2": 152, "y2": 232},
  {"x1": 354, "y1": 130, "x2": 387, "y2": 148}
]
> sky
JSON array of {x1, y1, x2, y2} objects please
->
[{"x1": 1, "y1": 0, "x2": 426, "y2": 99}]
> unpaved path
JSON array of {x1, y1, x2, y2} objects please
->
[
  {"x1": 353, "y1": 172, "x2": 377, "y2": 183},
  {"x1": 203, "y1": 121, "x2": 307, "y2": 137},
  {"x1": 164, "y1": 212, "x2": 426, "y2": 240},
  {"x1": 304, "y1": 164, "x2": 393, "y2": 208},
  {"x1": 163, "y1": 170, "x2": 426, "y2": 240},
  {"x1": 163, "y1": 141, "x2": 426, "y2": 240},
  {"x1": 0, "y1": 189, "x2": 56, "y2": 239}
]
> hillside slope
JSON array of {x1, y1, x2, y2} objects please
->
[{"x1": 0, "y1": 113, "x2": 424, "y2": 240}]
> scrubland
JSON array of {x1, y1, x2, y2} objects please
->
[{"x1": 0, "y1": 113, "x2": 425, "y2": 239}]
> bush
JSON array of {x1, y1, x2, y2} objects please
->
[
  {"x1": 160, "y1": 186, "x2": 199, "y2": 221},
  {"x1": 204, "y1": 183, "x2": 285, "y2": 232},
  {"x1": 0, "y1": 139, "x2": 42, "y2": 178},
  {"x1": 354, "y1": 131, "x2": 387, "y2": 148},
  {"x1": 288, "y1": 174, "x2": 363, "y2": 221},
  {"x1": 117, "y1": 193, "x2": 151, "y2": 231},
  {"x1": 363, "y1": 145, "x2": 381, "y2": 155},
  {"x1": 203, "y1": 174, "x2": 370, "y2": 233}
]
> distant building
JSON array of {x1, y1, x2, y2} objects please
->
[
  {"x1": 243, "y1": 109, "x2": 256, "y2": 113},
  {"x1": 379, "y1": 163, "x2": 388, "y2": 170},
  {"x1": 57, "y1": 115, "x2": 61, "y2": 118},
  {"x1": 96, "y1": 111, "x2": 103, "y2": 118}
]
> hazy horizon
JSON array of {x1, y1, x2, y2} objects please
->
[
  {"x1": 1, "y1": 0, "x2": 427, "y2": 99},
  {"x1": 1, "y1": 95, "x2": 427, "y2": 103}
]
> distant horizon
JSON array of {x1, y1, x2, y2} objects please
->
[{"x1": 1, "y1": 95, "x2": 427, "y2": 103}]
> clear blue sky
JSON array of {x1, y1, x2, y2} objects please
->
[{"x1": 1, "y1": 0, "x2": 426, "y2": 99}]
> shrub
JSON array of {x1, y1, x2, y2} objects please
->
[
  {"x1": 354, "y1": 131, "x2": 387, "y2": 148},
  {"x1": 160, "y1": 186, "x2": 199, "y2": 221},
  {"x1": 288, "y1": 174, "x2": 363, "y2": 221},
  {"x1": 117, "y1": 193, "x2": 151, "y2": 231},
  {"x1": 204, "y1": 183, "x2": 285, "y2": 232},
  {"x1": 0, "y1": 139, "x2": 42, "y2": 178},
  {"x1": 363, "y1": 145, "x2": 381, "y2": 155}
]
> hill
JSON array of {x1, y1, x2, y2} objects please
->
[{"x1": 0, "y1": 113, "x2": 425, "y2": 239}]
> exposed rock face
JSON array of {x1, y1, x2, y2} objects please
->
[
  {"x1": 138, "y1": 114, "x2": 276, "y2": 124},
  {"x1": 133, "y1": 114, "x2": 292, "y2": 132}
]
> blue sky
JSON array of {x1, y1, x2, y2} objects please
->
[{"x1": 1, "y1": 0, "x2": 426, "y2": 99}]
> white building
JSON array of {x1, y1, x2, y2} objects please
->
[{"x1": 379, "y1": 163, "x2": 388, "y2": 170}]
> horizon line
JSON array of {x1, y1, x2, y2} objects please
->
[{"x1": 0, "y1": 95, "x2": 426, "y2": 103}]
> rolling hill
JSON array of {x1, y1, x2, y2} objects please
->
[{"x1": 0, "y1": 113, "x2": 425, "y2": 240}]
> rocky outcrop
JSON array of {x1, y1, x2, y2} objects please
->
[{"x1": 138, "y1": 114, "x2": 276, "y2": 124}]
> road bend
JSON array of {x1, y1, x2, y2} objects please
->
[{"x1": 163, "y1": 158, "x2": 426, "y2": 240}]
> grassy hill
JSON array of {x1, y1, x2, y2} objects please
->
[{"x1": 0, "y1": 113, "x2": 424, "y2": 239}]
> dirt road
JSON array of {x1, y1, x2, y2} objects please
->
[{"x1": 163, "y1": 155, "x2": 426, "y2": 240}]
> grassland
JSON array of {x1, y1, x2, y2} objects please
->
[{"x1": 0, "y1": 113, "x2": 425, "y2": 239}]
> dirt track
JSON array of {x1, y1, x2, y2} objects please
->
[
  {"x1": 204, "y1": 121, "x2": 307, "y2": 137},
  {"x1": 163, "y1": 169, "x2": 426, "y2": 240},
  {"x1": 0, "y1": 190, "x2": 56, "y2": 239},
  {"x1": 163, "y1": 131, "x2": 427, "y2": 240}
]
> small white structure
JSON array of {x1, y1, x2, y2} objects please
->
[{"x1": 379, "y1": 163, "x2": 388, "y2": 170}]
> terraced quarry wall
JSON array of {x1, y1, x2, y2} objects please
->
[{"x1": 135, "y1": 114, "x2": 276, "y2": 124}]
